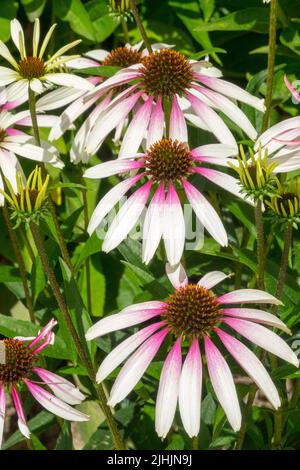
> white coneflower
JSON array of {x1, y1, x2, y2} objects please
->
[{"x1": 0, "y1": 18, "x2": 94, "y2": 102}]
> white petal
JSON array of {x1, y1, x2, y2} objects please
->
[
  {"x1": 194, "y1": 167, "x2": 245, "y2": 201},
  {"x1": 103, "y1": 181, "x2": 152, "y2": 253},
  {"x1": 87, "y1": 174, "x2": 143, "y2": 235},
  {"x1": 192, "y1": 143, "x2": 238, "y2": 159},
  {"x1": 222, "y1": 308, "x2": 291, "y2": 334},
  {"x1": 30, "y1": 78, "x2": 44, "y2": 94},
  {"x1": 142, "y1": 182, "x2": 165, "y2": 265},
  {"x1": 255, "y1": 116, "x2": 300, "y2": 150},
  {"x1": 146, "y1": 97, "x2": 164, "y2": 148},
  {"x1": 6, "y1": 79, "x2": 28, "y2": 102},
  {"x1": 46, "y1": 73, "x2": 94, "y2": 90},
  {"x1": 223, "y1": 318, "x2": 299, "y2": 367},
  {"x1": 25, "y1": 380, "x2": 89, "y2": 422},
  {"x1": 216, "y1": 328, "x2": 280, "y2": 409},
  {"x1": 33, "y1": 368, "x2": 85, "y2": 405},
  {"x1": 169, "y1": 95, "x2": 188, "y2": 142},
  {"x1": 0, "y1": 40, "x2": 18, "y2": 68},
  {"x1": 0, "y1": 66, "x2": 19, "y2": 86},
  {"x1": 36, "y1": 86, "x2": 85, "y2": 111},
  {"x1": 85, "y1": 304, "x2": 164, "y2": 341},
  {"x1": 182, "y1": 180, "x2": 228, "y2": 246},
  {"x1": 218, "y1": 289, "x2": 281, "y2": 305},
  {"x1": 86, "y1": 91, "x2": 142, "y2": 155},
  {"x1": 166, "y1": 262, "x2": 188, "y2": 289},
  {"x1": 155, "y1": 338, "x2": 182, "y2": 438},
  {"x1": 163, "y1": 183, "x2": 185, "y2": 266},
  {"x1": 84, "y1": 159, "x2": 143, "y2": 179},
  {"x1": 179, "y1": 339, "x2": 202, "y2": 438},
  {"x1": 204, "y1": 336, "x2": 241, "y2": 431},
  {"x1": 198, "y1": 271, "x2": 231, "y2": 289},
  {"x1": 85, "y1": 49, "x2": 108, "y2": 61},
  {"x1": 119, "y1": 97, "x2": 153, "y2": 158},
  {"x1": 97, "y1": 322, "x2": 164, "y2": 383},
  {"x1": 108, "y1": 329, "x2": 169, "y2": 407},
  {"x1": 11, "y1": 19, "x2": 25, "y2": 56}
]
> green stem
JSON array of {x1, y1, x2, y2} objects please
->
[
  {"x1": 81, "y1": 179, "x2": 93, "y2": 317},
  {"x1": 28, "y1": 87, "x2": 75, "y2": 276},
  {"x1": 29, "y1": 222, "x2": 125, "y2": 450},
  {"x1": 191, "y1": 436, "x2": 199, "y2": 450},
  {"x1": 2, "y1": 205, "x2": 35, "y2": 323},
  {"x1": 271, "y1": 223, "x2": 292, "y2": 314},
  {"x1": 121, "y1": 16, "x2": 129, "y2": 43},
  {"x1": 262, "y1": 0, "x2": 278, "y2": 132},
  {"x1": 254, "y1": 200, "x2": 265, "y2": 290},
  {"x1": 129, "y1": 0, "x2": 152, "y2": 54},
  {"x1": 235, "y1": 385, "x2": 257, "y2": 450}
]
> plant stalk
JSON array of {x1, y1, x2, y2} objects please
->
[
  {"x1": 262, "y1": 0, "x2": 278, "y2": 132},
  {"x1": 254, "y1": 200, "x2": 265, "y2": 290},
  {"x1": 29, "y1": 222, "x2": 125, "y2": 450},
  {"x1": 81, "y1": 179, "x2": 93, "y2": 317},
  {"x1": 129, "y1": 0, "x2": 152, "y2": 53}
]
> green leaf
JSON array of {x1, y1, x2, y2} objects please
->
[
  {"x1": 73, "y1": 233, "x2": 102, "y2": 271},
  {"x1": 194, "y1": 8, "x2": 270, "y2": 34},
  {"x1": 0, "y1": 265, "x2": 20, "y2": 283},
  {"x1": 86, "y1": 0, "x2": 120, "y2": 43},
  {"x1": 0, "y1": 2, "x2": 19, "y2": 42},
  {"x1": 78, "y1": 256, "x2": 105, "y2": 317},
  {"x1": 78, "y1": 66, "x2": 121, "y2": 77},
  {"x1": 20, "y1": 0, "x2": 46, "y2": 21},
  {"x1": 53, "y1": 0, "x2": 96, "y2": 41},
  {"x1": 55, "y1": 422, "x2": 73, "y2": 450},
  {"x1": 166, "y1": 434, "x2": 185, "y2": 450},
  {"x1": 83, "y1": 428, "x2": 114, "y2": 450},
  {"x1": 31, "y1": 256, "x2": 47, "y2": 305},
  {"x1": 2, "y1": 411, "x2": 55, "y2": 449},
  {"x1": 31, "y1": 434, "x2": 47, "y2": 450}
]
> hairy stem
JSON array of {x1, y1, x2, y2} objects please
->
[
  {"x1": 2, "y1": 205, "x2": 35, "y2": 323},
  {"x1": 81, "y1": 180, "x2": 93, "y2": 317},
  {"x1": 121, "y1": 16, "x2": 129, "y2": 43},
  {"x1": 129, "y1": 0, "x2": 152, "y2": 53},
  {"x1": 254, "y1": 200, "x2": 265, "y2": 290},
  {"x1": 29, "y1": 222, "x2": 125, "y2": 450},
  {"x1": 272, "y1": 223, "x2": 293, "y2": 314},
  {"x1": 262, "y1": 0, "x2": 278, "y2": 132},
  {"x1": 28, "y1": 87, "x2": 75, "y2": 276}
]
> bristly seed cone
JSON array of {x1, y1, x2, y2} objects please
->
[
  {"x1": 102, "y1": 47, "x2": 142, "y2": 68},
  {"x1": 162, "y1": 284, "x2": 221, "y2": 338},
  {"x1": 145, "y1": 138, "x2": 194, "y2": 182},
  {"x1": 19, "y1": 56, "x2": 46, "y2": 79},
  {"x1": 0, "y1": 338, "x2": 35, "y2": 384},
  {"x1": 141, "y1": 49, "x2": 193, "y2": 98}
]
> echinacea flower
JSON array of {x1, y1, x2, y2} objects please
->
[
  {"x1": 0, "y1": 319, "x2": 88, "y2": 447},
  {"x1": 86, "y1": 264, "x2": 298, "y2": 439},
  {"x1": 39, "y1": 42, "x2": 171, "y2": 163},
  {"x1": 81, "y1": 48, "x2": 265, "y2": 159},
  {"x1": 255, "y1": 76, "x2": 300, "y2": 173},
  {"x1": 85, "y1": 139, "x2": 244, "y2": 265},
  {"x1": 0, "y1": 106, "x2": 63, "y2": 206},
  {"x1": 0, "y1": 18, "x2": 94, "y2": 102}
]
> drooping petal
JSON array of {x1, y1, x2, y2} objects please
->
[
  {"x1": 147, "y1": 97, "x2": 164, "y2": 147},
  {"x1": 182, "y1": 179, "x2": 228, "y2": 246},
  {"x1": 215, "y1": 328, "x2": 280, "y2": 409},
  {"x1": 198, "y1": 271, "x2": 231, "y2": 289},
  {"x1": 0, "y1": 66, "x2": 19, "y2": 86},
  {"x1": 196, "y1": 75, "x2": 265, "y2": 112},
  {"x1": 102, "y1": 180, "x2": 152, "y2": 253},
  {"x1": 45, "y1": 73, "x2": 94, "y2": 90},
  {"x1": 169, "y1": 95, "x2": 188, "y2": 142},
  {"x1": 84, "y1": 159, "x2": 143, "y2": 179},
  {"x1": 25, "y1": 380, "x2": 89, "y2": 422},
  {"x1": 163, "y1": 182, "x2": 185, "y2": 266},
  {"x1": 29, "y1": 318, "x2": 57, "y2": 349},
  {"x1": 119, "y1": 97, "x2": 153, "y2": 158},
  {"x1": 223, "y1": 318, "x2": 299, "y2": 367},
  {"x1": 142, "y1": 181, "x2": 165, "y2": 265},
  {"x1": 179, "y1": 339, "x2": 202, "y2": 438},
  {"x1": 255, "y1": 116, "x2": 300, "y2": 150},
  {"x1": 187, "y1": 91, "x2": 237, "y2": 149},
  {"x1": 0, "y1": 385, "x2": 6, "y2": 448},
  {"x1": 221, "y1": 308, "x2": 291, "y2": 334},
  {"x1": 204, "y1": 336, "x2": 241, "y2": 431},
  {"x1": 96, "y1": 322, "x2": 165, "y2": 383},
  {"x1": 218, "y1": 289, "x2": 281, "y2": 305},
  {"x1": 29, "y1": 78, "x2": 44, "y2": 94},
  {"x1": 10, "y1": 19, "x2": 26, "y2": 57},
  {"x1": 33, "y1": 368, "x2": 85, "y2": 405},
  {"x1": 191, "y1": 143, "x2": 237, "y2": 159},
  {"x1": 0, "y1": 40, "x2": 19, "y2": 68},
  {"x1": 85, "y1": 302, "x2": 165, "y2": 341},
  {"x1": 108, "y1": 328, "x2": 169, "y2": 407},
  {"x1": 6, "y1": 79, "x2": 29, "y2": 102},
  {"x1": 284, "y1": 75, "x2": 300, "y2": 103},
  {"x1": 11, "y1": 386, "x2": 30, "y2": 439},
  {"x1": 194, "y1": 167, "x2": 245, "y2": 201},
  {"x1": 166, "y1": 262, "x2": 188, "y2": 289},
  {"x1": 87, "y1": 174, "x2": 144, "y2": 235},
  {"x1": 155, "y1": 338, "x2": 182, "y2": 438},
  {"x1": 36, "y1": 86, "x2": 86, "y2": 111},
  {"x1": 86, "y1": 91, "x2": 142, "y2": 155}
]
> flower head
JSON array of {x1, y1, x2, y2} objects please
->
[
  {"x1": 0, "y1": 18, "x2": 94, "y2": 102},
  {"x1": 81, "y1": 49, "x2": 265, "y2": 159},
  {"x1": 0, "y1": 105, "x2": 62, "y2": 206},
  {"x1": 266, "y1": 177, "x2": 300, "y2": 225},
  {"x1": 1, "y1": 166, "x2": 50, "y2": 227},
  {"x1": 0, "y1": 319, "x2": 88, "y2": 447},
  {"x1": 84, "y1": 139, "x2": 244, "y2": 265},
  {"x1": 86, "y1": 263, "x2": 298, "y2": 439},
  {"x1": 109, "y1": 0, "x2": 131, "y2": 14}
]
